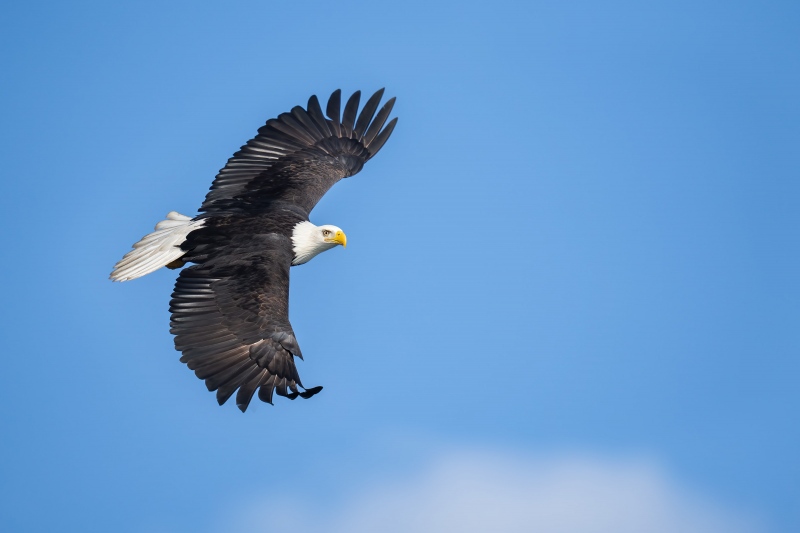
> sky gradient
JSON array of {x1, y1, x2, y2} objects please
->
[{"x1": 1, "y1": 1, "x2": 798, "y2": 532}]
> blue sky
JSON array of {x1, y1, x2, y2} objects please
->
[{"x1": 1, "y1": 1, "x2": 798, "y2": 531}]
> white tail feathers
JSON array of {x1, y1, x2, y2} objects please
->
[{"x1": 110, "y1": 211, "x2": 205, "y2": 282}]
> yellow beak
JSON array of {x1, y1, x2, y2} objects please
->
[{"x1": 333, "y1": 229, "x2": 347, "y2": 248}]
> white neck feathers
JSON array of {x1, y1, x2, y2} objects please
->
[{"x1": 291, "y1": 221, "x2": 337, "y2": 265}]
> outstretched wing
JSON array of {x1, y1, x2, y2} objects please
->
[
  {"x1": 200, "y1": 88, "x2": 398, "y2": 215},
  {"x1": 170, "y1": 233, "x2": 321, "y2": 412}
]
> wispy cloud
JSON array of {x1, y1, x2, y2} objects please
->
[{"x1": 227, "y1": 450, "x2": 763, "y2": 533}]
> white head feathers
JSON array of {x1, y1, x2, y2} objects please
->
[{"x1": 291, "y1": 221, "x2": 347, "y2": 266}]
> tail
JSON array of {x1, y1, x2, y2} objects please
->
[{"x1": 110, "y1": 211, "x2": 205, "y2": 282}]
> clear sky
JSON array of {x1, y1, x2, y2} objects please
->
[{"x1": 1, "y1": 1, "x2": 798, "y2": 532}]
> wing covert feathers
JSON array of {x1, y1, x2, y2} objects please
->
[
  {"x1": 200, "y1": 88, "x2": 398, "y2": 215},
  {"x1": 170, "y1": 240, "x2": 322, "y2": 412}
]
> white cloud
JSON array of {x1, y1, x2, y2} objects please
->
[{"x1": 227, "y1": 450, "x2": 764, "y2": 533}]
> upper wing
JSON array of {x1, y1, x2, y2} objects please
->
[
  {"x1": 200, "y1": 88, "x2": 398, "y2": 215},
  {"x1": 169, "y1": 233, "x2": 321, "y2": 412}
]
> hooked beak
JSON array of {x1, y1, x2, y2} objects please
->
[{"x1": 331, "y1": 229, "x2": 347, "y2": 248}]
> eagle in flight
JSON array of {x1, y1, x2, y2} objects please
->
[{"x1": 111, "y1": 89, "x2": 397, "y2": 412}]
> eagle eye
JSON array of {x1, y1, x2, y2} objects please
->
[{"x1": 322, "y1": 229, "x2": 331, "y2": 237}]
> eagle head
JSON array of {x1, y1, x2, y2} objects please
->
[{"x1": 291, "y1": 221, "x2": 347, "y2": 266}]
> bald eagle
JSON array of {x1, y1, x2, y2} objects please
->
[{"x1": 111, "y1": 89, "x2": 397, "y2": 412}]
